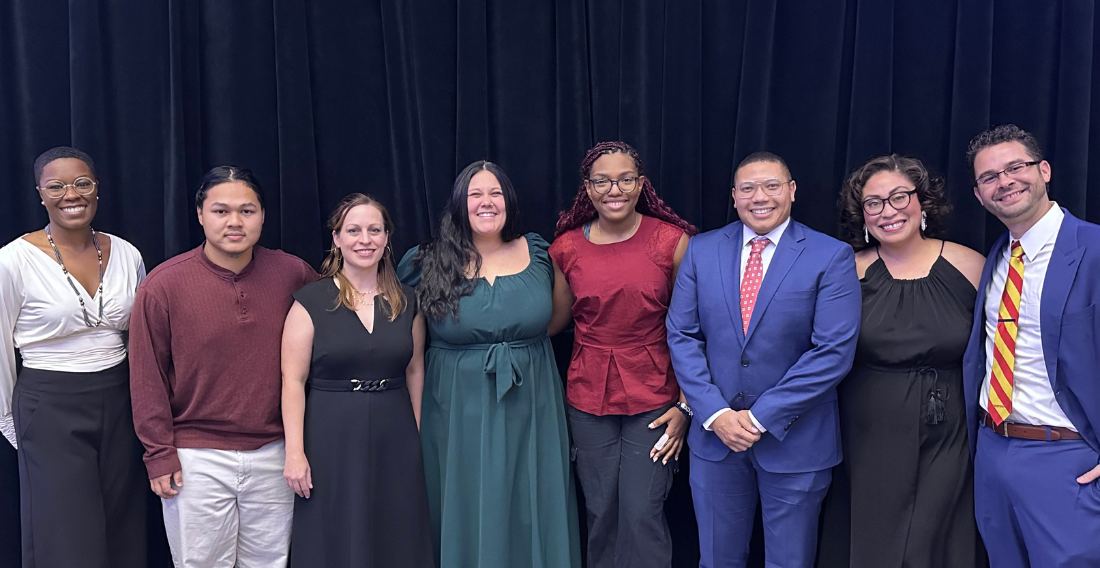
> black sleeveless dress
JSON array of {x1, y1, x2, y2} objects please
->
[
  {"x1": 289, "y1": 279, "x2": 434, "y2": 568},
  {"x1": 818, "y1": 250, "x2": 986, "y2": 568}
]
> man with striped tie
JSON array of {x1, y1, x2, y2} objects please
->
[{"x1": 963, "y1": 124, "x2": 1100, "y2": 567}]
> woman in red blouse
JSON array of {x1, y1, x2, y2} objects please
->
[{"x1": 549, "y1": 141, "x2": 697, "y2": 568}]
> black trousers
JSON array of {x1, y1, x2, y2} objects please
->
[
  {"x1": 14, "y1": 360, "x2": 146, "y2": 568},
  {"x1": 568, "y1": 404, "x2": 676, "y2": 568}
]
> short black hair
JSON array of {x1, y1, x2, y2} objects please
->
[
  {"x1": 34, "y1": 146, "x2": 96, "y2": 183},
  {"x1": 734, "y1": 151, "x2": 791, "y2": 182},
  {"x1": 195, "y1": 166, "x2": 266, "y2": 209},
  {"x1": 966, "y1": 124, "x2": 1045, "y2": 179}
]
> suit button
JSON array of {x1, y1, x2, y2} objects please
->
[
  {"x1": 736, "y1": 392, "x2": 744, "y2": 399},
  {"x1": 741, "y1": 360, "x2": 750, "y2": 367}
]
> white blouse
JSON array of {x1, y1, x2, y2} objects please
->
[{"x1": 0, "y1": 233, "x2": 146, "y2": 447}]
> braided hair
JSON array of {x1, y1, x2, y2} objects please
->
[{"x1": 554, "y1": 141, "x2": 698, "y2": 237}]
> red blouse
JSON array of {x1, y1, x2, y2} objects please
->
[{"x1": 549, "y1": 216, "x2": 684, "y2": 416}]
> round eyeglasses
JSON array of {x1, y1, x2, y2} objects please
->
[
  {"x1": 586, "y1": 176, "x2": 638, "y2": 194},
  {"x1": 38, "y1": 177, "x2": 98, "y2": 199},
  {"x1": 862, "y1": 189, "x2": 917, "y2": 215}
]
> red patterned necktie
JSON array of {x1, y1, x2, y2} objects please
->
[
  {"x1": 740, "y1": 237, "x2": 771, "y2": 334},
  {"x1": 987, "y1": 240, "x2": 1025, "y2": 425}
]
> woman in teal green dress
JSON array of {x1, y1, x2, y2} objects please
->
[{"x1": 398, "y1": 160, "x2": 580, "y2": 568}]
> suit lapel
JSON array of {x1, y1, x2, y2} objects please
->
[
  {"x1": 745, "y1": 221, "x2": 805, "y2": 342},
  {"x1": 1040, "y1": 210, "x2": 1083, "y2": 392},
  {"x1": 971, "y1": 232, "x2": 1006, "y2": 383},
  {"x1": 719, "y1": 223, "x2": 746, "y2": 345}
]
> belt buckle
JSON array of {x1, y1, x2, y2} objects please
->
[{"x1": 351, "y1": 379, "x2": 365, "y2": 392}]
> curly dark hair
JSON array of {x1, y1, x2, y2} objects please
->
[
  {"x1": 966, "y1": 124, "x2": 1044, "y2": 180},
  {"x1": 837, "y1": 154, "x2": 951, "y2": 250},
  {"x1": 554, "y1": 141, "x2": 697, "y2": 237},
  {"x1": 414, "y1": 160, "x2": 523, "y2": 321}
]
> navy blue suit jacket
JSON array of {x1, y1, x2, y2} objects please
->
[
  {"x1": 963, "y1": 209, "x2": 1100, "y2": 456},
  {"x1": 666, "y1": 220, "x2": 861, "y2": 473}
]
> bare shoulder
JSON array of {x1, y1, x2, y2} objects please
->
[
  {"x1": 940, "y1": 241, "x2": 985, "y2": 289},
  {"x1": 853, "y1": 247, "x2": 877, "y2": 279}
]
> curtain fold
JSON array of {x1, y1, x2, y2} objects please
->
[{"x1": 1, "y1": 2, "x2": 1098, "y2": 566}]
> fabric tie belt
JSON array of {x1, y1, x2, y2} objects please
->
[
  {"x1": 862, "y1": 364, "x2": 954, "y2": 425},
  {"x1": 309, "y1": 377, "x2": 406, "y2": 392},
  {"x1": 981, "y1": 412, "x2": 1082, "y2": 441},
  {"x1": 432, "y1": 334, "x2": 546, "y2": 401}
]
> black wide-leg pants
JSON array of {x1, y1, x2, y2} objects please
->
[
  {"x1": 13, "y1": 360, "x2": 147, "y2": 568},
  {"x1": 568, "y1": 404, "x2": 676, "y2": 568}
]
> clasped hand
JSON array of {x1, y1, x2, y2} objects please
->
[{"x1": 711, "y1": 410, "x2": 761, "y2": 452}]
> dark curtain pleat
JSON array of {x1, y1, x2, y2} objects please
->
[{"x1": 2, "y1": 2, "x2": 1099, "y2": 567}]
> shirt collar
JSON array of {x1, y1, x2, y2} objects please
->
[
  {"x1": 1013, "y1": 203, "x2": 1063, "y2": 260},
  {"x1": 195, "y1": 242, "x2": 260, "y2": 281},
  {"x1": 742, "y1": 216, "x2": 791, "y2": 248}
]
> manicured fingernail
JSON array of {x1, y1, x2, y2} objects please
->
[{"x1": 648, "y1": 423, "x2": 655, "y2": 429}]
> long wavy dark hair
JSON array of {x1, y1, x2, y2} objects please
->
[
  {"x1": 415, "y1": 160, "x2": 523, "y2": 321},
  {"x1": 837, "y1": 154, "x2": 951, "y2": 250},
  {"x1": 320, "y1": 193, "x2": 406, "y2": 321},
  {"x1": 555, "y1": 141, "x2": 697, "y2": 237}
]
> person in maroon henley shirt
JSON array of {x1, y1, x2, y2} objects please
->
[{"x1": 128, "y1": 166, "x2": 317, "y2": 568}]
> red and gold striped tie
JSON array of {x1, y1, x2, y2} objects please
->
[{"x1": 987, "y1": 240, "x2": 1024, "y2": 425}]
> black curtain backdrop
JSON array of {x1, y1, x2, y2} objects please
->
[{"x1": 1, "y1": 1, "x2": 1098, "y2": 567}]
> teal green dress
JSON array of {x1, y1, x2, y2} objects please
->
[{"x1": 398, "y1": 233, "x2": 581, "y2": 568}]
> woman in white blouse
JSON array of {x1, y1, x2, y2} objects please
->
[{"x1": 0, "y1": 147, "x2": 147, "y2": 568}]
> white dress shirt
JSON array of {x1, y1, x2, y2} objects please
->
[
  {"x1": 0, "y1": 234, "x2": 146, "y2": 447},
  {"x1": 979, "y1": 204, "x2": 1074, "y2": 429},
  {"x1": 703, "y1": 217, "x2": 792, "y2": 433}
]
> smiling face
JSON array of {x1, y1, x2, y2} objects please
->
[
  {"x1": 466, "y1": 169, "x2": 507, "y2": 237},
  {"x1": 333, "y1": 203, "x2": 388, "y2": 272},
  {"x1": 733, "y1": 160, "x2": 796, "y2": 235},
  {"x1": 585, "y1": 151, "x2": 642, "y2": 224},
  {"x1": 38, "y1": 157, "x2": 99, "y2": 230},
  {"x1": 197, "y1": 181, "x2": 264, "y2": 258},
  {"x1": 862, "y1": 170, "x2": 922, "y2": 245},
  {"x1": 972, "y1": 140, "x2": 1051, "y2": 229}
]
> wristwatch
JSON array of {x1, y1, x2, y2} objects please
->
[{"x1": 674, "y1": 401, "x2": 693, "y2": 419}]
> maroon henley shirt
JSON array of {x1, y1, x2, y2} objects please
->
[{"x1": 129, "y1": 244, "x2": 317, "y2": 479}]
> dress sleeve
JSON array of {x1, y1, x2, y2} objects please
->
[
  {"x1": 646, "y1": 221, "x2": 685, "y2": 281},
  {"x1": 397, "y1": 245, "x2": 423, "y2": 288},
  {"x1": 547, "y1": 232, "x2": 578, "y2": 274},
  {"x1": 0, "y1": 247, "x2": 23, "y2": 448},
  {"x1": 525, "y1": 232, "x2": 553, "y2": 282}
]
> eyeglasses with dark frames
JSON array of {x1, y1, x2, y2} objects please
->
[
  {"x1": 586, "y1": 176, "x2": 639, "y2": 194},
  {"x1": 862, "y1": 189, "x2": 918, "y2": 216},
  {"x1": 975, "y1": 161, "x2": 1039, "y2": 188}
]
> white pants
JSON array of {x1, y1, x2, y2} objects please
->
[{"x1": 162, "y1": 439, "x2": 294, "y2": 568}]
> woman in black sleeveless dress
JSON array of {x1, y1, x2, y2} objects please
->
[
  {"x1": 818, "y1": 155, "x2": 987, "y2": 567},
  {"x1": 281, "y1": 194, "x2": 433, "y2": 568}
]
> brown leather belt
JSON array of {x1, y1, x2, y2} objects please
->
[{"x1": 982, "y1": 413, "x2": 1082, "y2": 441}]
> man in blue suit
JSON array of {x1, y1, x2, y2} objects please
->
[
  {"x1": 962, "y1": 124, "x2": 1100, "y2": 567},
  {"x1": 667, "y1": 152, "x2": 860, "y2": 567}
]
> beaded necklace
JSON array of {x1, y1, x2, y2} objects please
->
[{"x1": 45, "y1": 225, "x2": 104, "y2": 328}]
